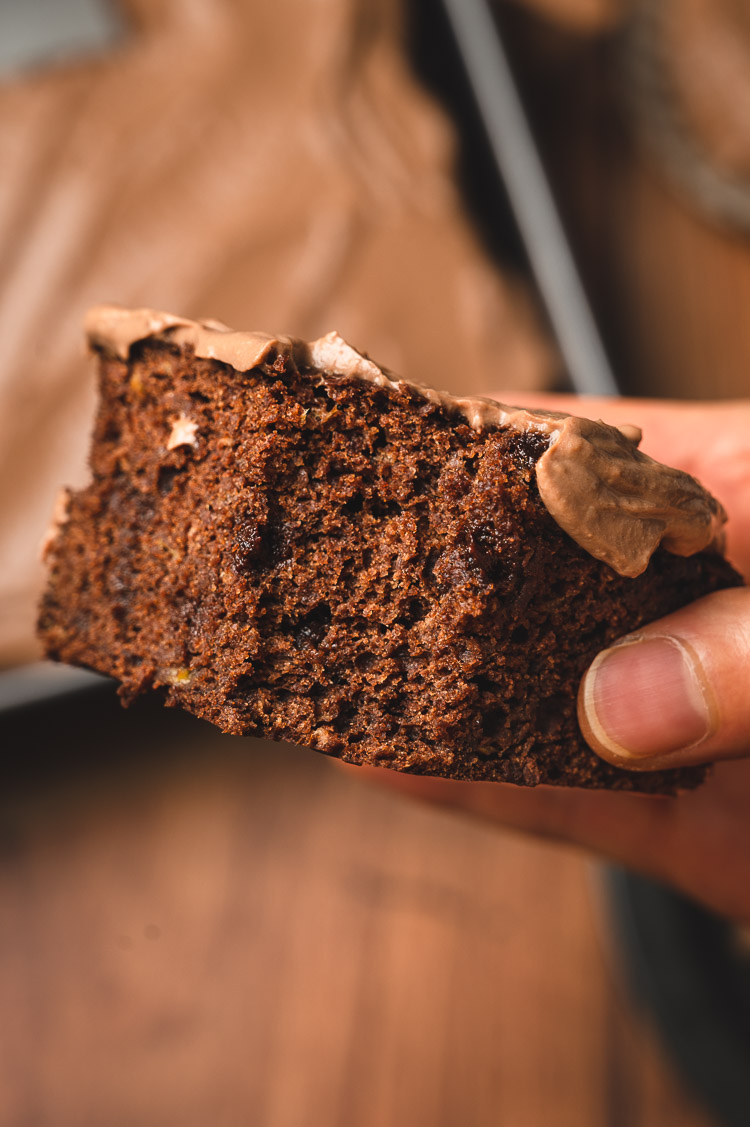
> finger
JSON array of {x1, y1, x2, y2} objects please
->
[
  {"x1": 342, "y1": 764, "x2": 681, "y2": 884},
  {"x1": 578, "y1": 587, "x2": 750, "y2": 770},
  {"x1": 341, "y1": 764, "x2": 589, "y2": 839},
  {"x1": 338, "y1": 764, "x2": 673, "y2": 858},
  {"x1": 340, "y1": 760, "x2": 750, "y2": 922}
]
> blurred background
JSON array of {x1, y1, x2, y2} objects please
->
[{"x1": 1, "y1": 0, "x2": 750, "y2": 1124}]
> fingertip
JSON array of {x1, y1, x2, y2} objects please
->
[{"x1": 577, "y1": 635, "x2": 716, "y2": 771}]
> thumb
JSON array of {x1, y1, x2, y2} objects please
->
[{"x1": 577, "y1": 587, "x2": 750, "y2": 771}]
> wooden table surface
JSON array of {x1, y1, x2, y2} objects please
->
[{"x1": 0, "y1": 691, "x2": 718, "y2": 1127}]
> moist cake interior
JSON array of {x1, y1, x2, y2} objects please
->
[{"x1": 39, "y1": 341, "x2": 740, "y2": 791}]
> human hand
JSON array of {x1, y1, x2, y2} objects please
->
[{"x1": 344, "y1": 398, "x2": 750, "y2": 922}]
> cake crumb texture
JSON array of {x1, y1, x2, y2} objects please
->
[{"x1": 39, "y1": 342, "x2": 741, "y2": 792}]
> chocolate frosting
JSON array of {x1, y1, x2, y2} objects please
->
[{"x1": 86, "y1": 304, "x2": 728, "y2": 579}]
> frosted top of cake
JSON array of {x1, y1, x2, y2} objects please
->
[{"x1": 85, "y1": 304, "x2": 727, "y2": 578}]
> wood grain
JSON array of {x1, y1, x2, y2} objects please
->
[{"x1": 0, "y1": 695, "x2": 717, "y2": 1126}]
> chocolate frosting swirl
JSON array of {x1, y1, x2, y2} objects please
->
[{"x1": 86, "y1": 305, "x2": 727, "y2": 578}]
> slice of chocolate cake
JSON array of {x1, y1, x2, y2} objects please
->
[{"x1": 39, "y1": 306, "x2": 741, "y2": 792}]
